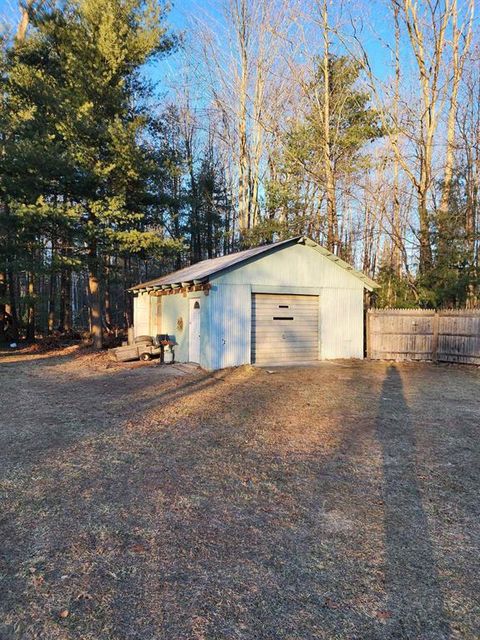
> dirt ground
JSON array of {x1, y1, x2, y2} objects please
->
[{"x1": 0, "y1": 348, "x2": 479, "y2": 640}]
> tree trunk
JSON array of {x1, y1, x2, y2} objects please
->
[
  {"x1": 185, "y1": 127, "x2": 202, "y2": 262},
  {"x1": 59, "y1": 268, "x2": 72, "y2": 333},
  {"x1": 48, "y1": 270, "x2": 56, "y2": 333},
  {"x1": 87, "y1": 241, "x2": 102, "y2": 349},
  {"x1": 237, "y1": 0, "x2": 250, "y2": 240},
  {"x1": 392, "y1": 1, "x2": 402, "y2": 277},
  {"x1": 438, "y1": 0, "x2": 473, "y2": 258},
  {"x1": 223, "y1": 176, "x2": 231, "y2": 255},
  {"x1": 322, "y1": 0, "x2": 337, "y2": 254},
  {"x1": 418, "y1": 181, "x2": 432, "y2": 274},
  {"x1": 58, "y1": 225, "x2": 72, "y2": 333},
  {"x1": 250, "y1": 52, "x2": 265, "y2": 231},
  {"x1": 7, "y1": 268, "x2": 19, "y2": 340},
  {"x1": 172, "y1": 174, "x2": 182, "y2": 270},
  {"x1": 16, "y1": 0, "x2": 36, "y2": 42},
  {"x1": 104, "y1": 266, "x2": 113, "y2": 332},
  {"x1": 123, "y1": 256, "x2": 133, "y2": 329},
  {"x1": 25, "y1": 272, "x2": 35, "y2": 342},
  {"x1": 401, "y1": 0, "x2": 450, "y2": 274},
  {"x1": 0, "y1": 193, "x2": 14, "y2": 341},
  {"x1": 0, "y1": 272, "x2": 7, "y2": 342},
  {"x1": 206, "y1": 194, "x2": 214, "y2": 259},
  {"x1": 48, "y1": 235, "x2": 56, "y2": 334}
]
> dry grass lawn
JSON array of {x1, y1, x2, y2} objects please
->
[{"x1": 0, "y1": 348, "x2": 479, "y2": 639}]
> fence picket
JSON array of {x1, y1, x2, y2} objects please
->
[{"x1": 367, "y1": 309, "x2": 480, "y2": 364}]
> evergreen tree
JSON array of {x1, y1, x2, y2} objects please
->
[
  {"x1": 419, "y1": 173, "x2": 479, "y2": 308},
  {"x1": 267, "y1": 55, "x2": 383, "y2": 250},
  {"x1": 2, "y1": 0, "x2": 178, "y2": 346}
]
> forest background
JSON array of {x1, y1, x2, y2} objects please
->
[{"x1": 0, "y1": 0, "x2": 478, "y2": 346}]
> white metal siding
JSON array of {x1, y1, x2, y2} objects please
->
[
  {"x1": 211, "y1": 243, "x2": 365, "y2": 363},
  {"x1": 133, "y1": 292, "x2": 151, "y2": 337},
  {"x1": 319, "y1": 288, "x2": 364, "y2": 359},
  {"x1": 149, "y1": 296, "x2": 161, "y2": 335},
  {"x1": 213, "y1": 243, "x2": 365, "y2": 291},
  {"x1": 188, "y1": 298, "x2": 201, "y2": 363},
  {"x1": 207, "y1": 284, "x2": 251, "y2": 370},
  {"x1": 161, "y1": 293, "x2": 190, "y2": 363},
  {"x1": 252, "y1": 294, "x2": 319, "y2": 365}
]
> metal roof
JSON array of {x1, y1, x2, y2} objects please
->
[{"x1": 130, "y1": 236, "x2": 378, "y2": 292}]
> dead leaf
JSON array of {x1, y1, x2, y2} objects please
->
[
  {"x1": 323, "y1": 597, "x2": 340, "y2": 609},
  {"x1": 376, "y1": 610, "x2": 392, "y2": 620},
  {"x1": 58, "y1": 609, "x2": 70, "y2": 619},
  {"x1": 31, "y1": 575, "x2": 45, "y2": 589}
]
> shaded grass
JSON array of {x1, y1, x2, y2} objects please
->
[{"x1": 0, "y1": 353, "x2": 479, "y2": 639}]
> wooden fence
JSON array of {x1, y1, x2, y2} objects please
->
[{"x1": 366, "y1": 309, "x2": 480, "y2": 365}]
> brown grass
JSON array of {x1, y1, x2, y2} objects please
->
[{"x1": 0, "y1": 350, "x2": 478, "y2": 639}]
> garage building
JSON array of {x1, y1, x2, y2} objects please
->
[{"x1": 130, "y1": 236, "x2": 377, "y2": 369}]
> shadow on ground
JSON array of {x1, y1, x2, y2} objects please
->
[
  {"x1": 376, "y1": 366, "x2": 450, "y2": 638},
  {"x1": 0, "y1": 355, "x2": 478, "y2": 639}
]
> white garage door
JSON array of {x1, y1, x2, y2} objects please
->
[{"x1": 252, "y1": 293, "x2": 319, "y2": 365}]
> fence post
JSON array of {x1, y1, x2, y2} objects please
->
[
  {"x1": 432, "y1": 311, "x2": 439, "y2": 362},
  {"x1": 366, "y1": 309, "x2": 371, "y2": 359}
]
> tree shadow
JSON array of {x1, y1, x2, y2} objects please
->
[
  {"x1": 1, "y1": 359, "x2": 466, "y2": 639},
  {"x1": 376, "y1": 365, "x2": 450, "y2": 639}
]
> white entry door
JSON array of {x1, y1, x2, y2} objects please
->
[{"x1": 189, "y1": 298, "x2": 201, "y2": 363}]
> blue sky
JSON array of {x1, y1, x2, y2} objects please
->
[{"x1": 0, "y1": 0, "x2": 397, "y2": 89}]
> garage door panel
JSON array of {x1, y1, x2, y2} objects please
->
[
  {"x1": 252, "y1": 331, "x2": 318, "y2": 340},
  {"x1": 254, "y1": 350, "x2": 317, "y2": 362},
  {"x1": 253, "y1": 295, "x2": 316, "y2": 302},
  {"x1": 255, "y1": 346, "x2": 318, "y2": 356},
  {"x1": 255, "y1": 309, "x2": 317, "y2": 318},
  {"x1": 253, "y1": 297, "x2": 317, "y2": 305},
  {"x1": 252, "y1": 326, "x2": 319, "y2": 335},
  {"x1": 253, "y1": 306, "x2": 318, "y2": 313},
  {"x1": 253, "y1": 302, "x2": 318, "y2": 308},
  {"x1": 252, "y1": 330, "x2": 318, "y2": 340},
  {"x1": 254, "y1": 340, "x2": 318, "y2": 350},
  {"x1": 252, "y1": 313, "x2": 317, "y2": 320},
  {"x1": 252, "y1": 293, "x2": 319, "y2": 365},
  {"x1": 252, "y1": 322, "x2": 316, "y2": 329},
  {"x1": 255, "y1": 353, "x2": 317, "y2": 362}
]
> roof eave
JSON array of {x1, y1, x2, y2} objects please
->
[{"x1": 302, "y1": 237, "x2": 378, "y2": 291}]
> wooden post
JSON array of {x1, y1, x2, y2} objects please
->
[
  {"x1": 365, "y1": 309, "x2": 371, "y2": 359},
  {"x1": 432, "y1": 311, "x2": 439, "y2": 362}
]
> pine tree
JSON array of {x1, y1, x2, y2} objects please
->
[
  {"x1": 3, "y1": 0, "x2": 177, "y2": 346},
  {"x1": 267, "y1": 55, "x2": 383, "y2": 251}
]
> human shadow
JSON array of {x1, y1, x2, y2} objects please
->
[
  {"x1": 376, "y1": 365, "x2": 450, "y2": 639},
  {"x1": 1, "y1": 360, "x2": 461, "y2": 639}
]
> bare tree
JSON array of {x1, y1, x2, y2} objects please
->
[
  {"x1": 353, "y1": 0, "x2": 474, "y2": 275},
  {"x1": 438, "y1": 0, "x2": 474, "y2": 231},
  {"x1": 457, "y1": 53, "x2": 480, "y2": 303},
  {"x1": 320, "y1": 0, "x2": 337, "y2": 253},
  {"x1": 192, "y1": 0, "x2": 295, "y2": 242},
  {"x1": 16, "y1": 0, "x2": 48, "y2": 42}
]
